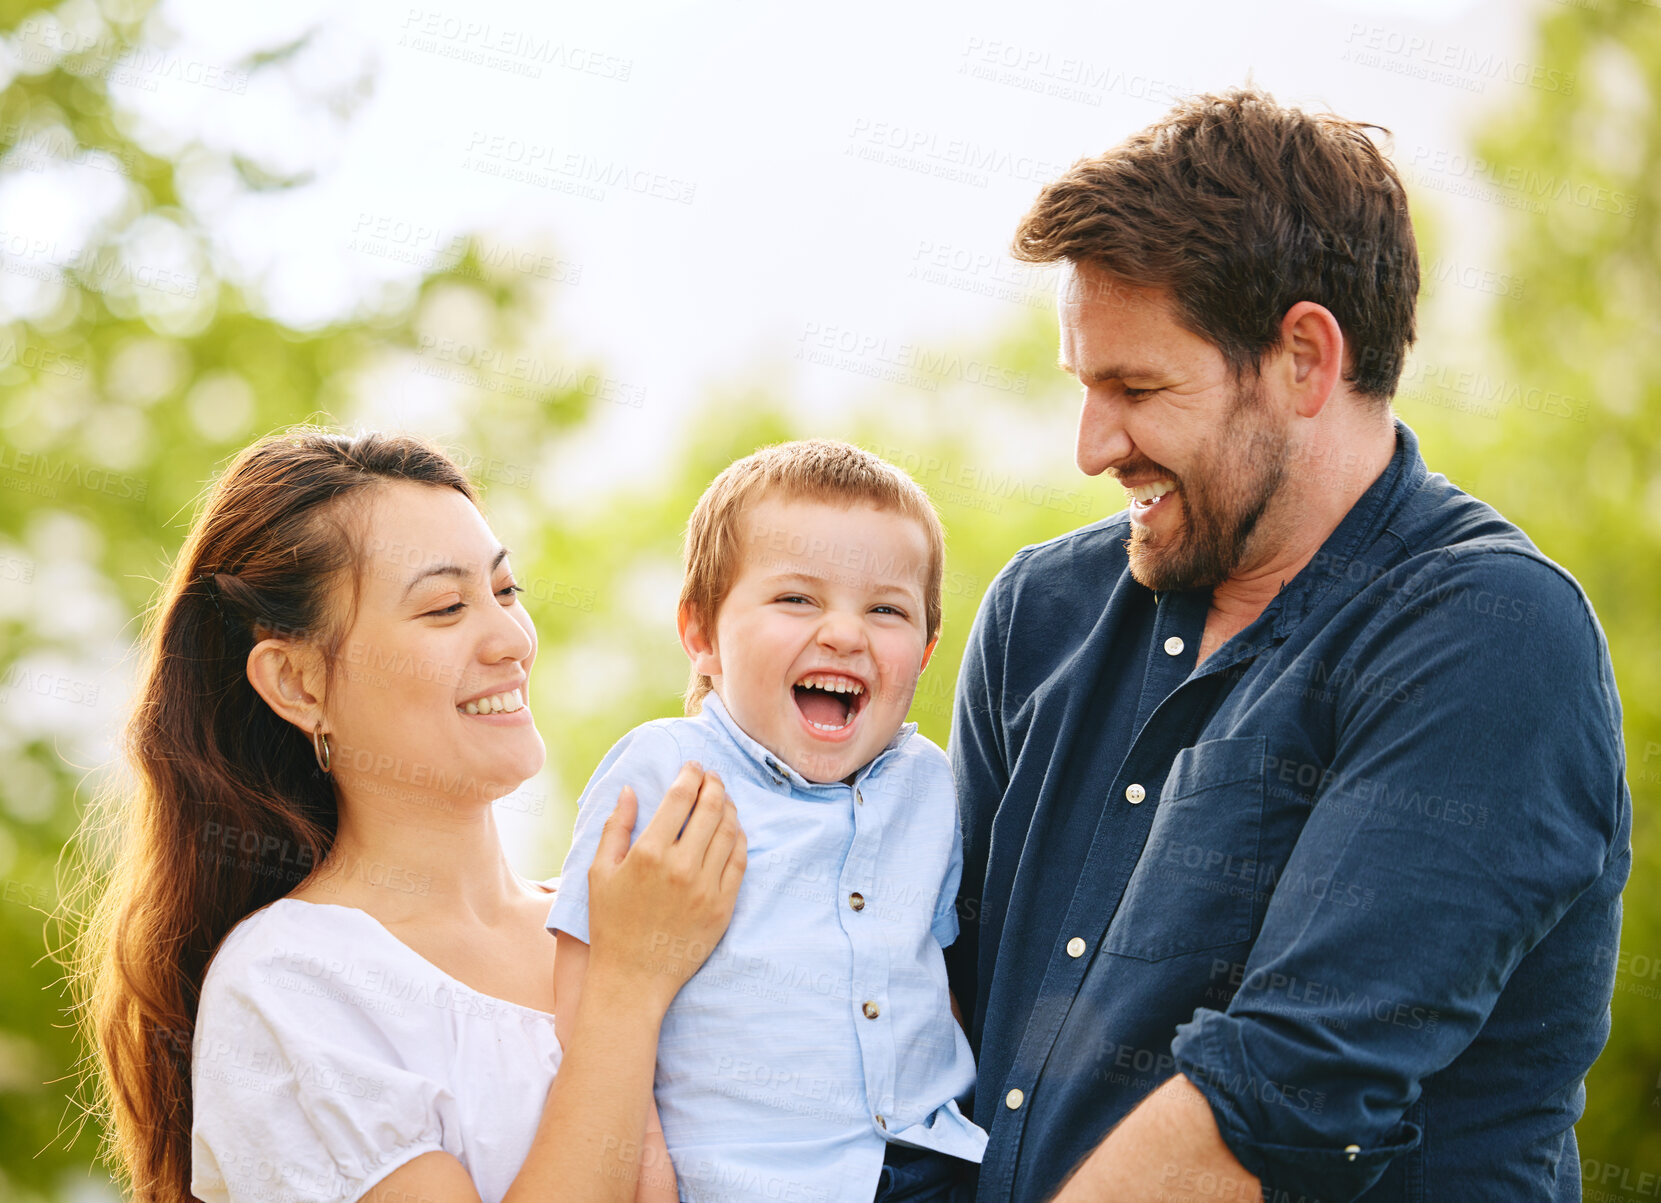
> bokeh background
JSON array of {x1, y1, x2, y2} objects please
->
[{"x1": 1, "y1": 0, "x2": 1656, "y2": 1197}]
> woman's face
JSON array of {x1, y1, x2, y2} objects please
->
[{"x1": 322, "y1": 482, "x2": 543, "y2": 812}]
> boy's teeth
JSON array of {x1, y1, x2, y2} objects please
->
[
  {"x1": 798, "y1": 674, "x2": 864, "y2": 694},
  {"x1": 795, "y1": 674, "x2": 860, "y2": 734},
  {"x1": 461, "y1": 688, "x2": 525, "y2": 715}
]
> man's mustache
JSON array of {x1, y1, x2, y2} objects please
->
[{"x1": 1107, "y1": 460, "x2": 1180, "y2": 486}]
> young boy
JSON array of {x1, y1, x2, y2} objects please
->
[{"x1": 547, "y1": 440, "x2": 985, "y2": 1203}]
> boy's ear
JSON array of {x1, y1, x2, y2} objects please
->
[
  {"x1": 677, "y1": 602, "x2": 721, "y2": 679},
  {"x1": 920, "y1": 637, "x2": 938, "y2": 673},
  {"x1": 246, "y1": 637, "x2": 328, "y2": 736}
]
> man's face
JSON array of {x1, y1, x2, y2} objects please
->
[
  {"x1": 1058, "y1": 262, "x2": 1292, "y2": 593},
  {"x1": 691, "y1": 497, "x2": 936, "y2": 784}
]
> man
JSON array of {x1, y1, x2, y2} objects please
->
[{"x1": 946, "y1": 88, "x2": 1630, "y2": 1202}]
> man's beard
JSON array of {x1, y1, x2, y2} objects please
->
[{"x1": 1123, "y1": 383, "x2": 1290, "y2": 594}]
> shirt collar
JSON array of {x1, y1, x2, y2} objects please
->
[
  {"x1": 1271, "y1": 417, "x2": 1427, "y2": 639},
  {"x1": 697, "y1": 690, "x2": 918, "y2": 792}
]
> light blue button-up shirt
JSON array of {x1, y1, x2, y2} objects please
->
[{"x1": 548, "y1": 692, "x2": 987, "y2": 1203}]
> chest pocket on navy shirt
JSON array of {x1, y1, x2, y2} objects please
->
[{"x1": 1104, "y1": 735, "x2": 1266, "y2": 962}]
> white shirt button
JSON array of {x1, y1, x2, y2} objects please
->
[
  {"x1": 1164, "y1": 636, "x2": 1185, "y2": 656},
  {"x1": 855, "y1": 789, "x2": 864, "y2": 805},
  {"x1": 862, "y1": 1000, "x2": 880, "y2": 1020},
  {"x1": 1066, "y1": 937, "x2": 1086, "y2": 958},
  {"x1": 1344, "y1": 1144, "x2": 1360, "y2": 1161},
  {"x1": 1125, "y1": 783, "x2": 1146, "y2": 804},
  {"x1": 1005, "y1": 1088, "x2": 1024, "y2": 1110}
]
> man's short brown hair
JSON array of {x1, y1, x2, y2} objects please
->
[
  {"x1": 1013, "y1": 87, "x2": 1418, "y2": 403},
  {"x1": 679, "y1": 439, "x2": 945, "y2": 714}
]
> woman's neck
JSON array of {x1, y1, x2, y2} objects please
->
[{"x1": 298, "y1": 783, "x2": 537, "y2": 925}]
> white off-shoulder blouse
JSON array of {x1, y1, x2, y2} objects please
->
[{"x1": 191, "y1": 894, "x2": 562, "y2": 1203}]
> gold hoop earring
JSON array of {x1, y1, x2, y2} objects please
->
[{"x1": 313, "y1": 722, "x2": 332, "y2": 774}]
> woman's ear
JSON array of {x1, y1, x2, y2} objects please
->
[
  {"x1": 246, "y1": 638, "x2": 328, "y2": 735},
  {"x1": 677, "y1": 602, "x2": 721, "y2": 679}
]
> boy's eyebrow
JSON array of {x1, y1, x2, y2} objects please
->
[
  {"x1": 760, "y1": 570, "x2": 833, "y2": 586},
  {"x1": 760, "y1": 570, "x2": 921, "y2": 595}
]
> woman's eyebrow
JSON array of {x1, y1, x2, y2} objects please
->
[{"x1": 400, "y1": 546, "x2": 510, "y2": 600}]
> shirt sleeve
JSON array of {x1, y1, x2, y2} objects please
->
[
  {"x1": 190, "y1": 953, "x2": 449, "y2": 1203},
  {"x1": 945, "y1": 561, "x2": 1016, "y2": 1027},
  {"x1": 1170, "y1": 550, "x2": 1626, "y2": 1202},
  {"x1": 930, "y1": 751, "x2": 966, "y2": 950},
  {"x1": 932, "y1": 814, "x2": 965, "y2": 949},
  {"x1": 545, "y1": 723, "x2": 686, "y2": 944}
]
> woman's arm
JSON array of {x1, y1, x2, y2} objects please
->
[
  {"x1": 364, "y1": 954, "x2": 670, "y2": 1203},
  {"x1": 367, "y1": 764, "x2": 743, "y2": 1203},
  {"x1": 554, "y1": 935, "x2": 678, "y2": 1202}
]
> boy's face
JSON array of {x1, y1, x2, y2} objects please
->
[{"x1": 681, "y1": 496, "x2": 937, "y2": 785}]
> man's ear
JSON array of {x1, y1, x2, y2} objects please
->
[
  {"x1": 246, "y1": 638, "x2": 328, "y2": 736},
  {"x1": 920, "y1": 637, "x2": 938, "y2": 673},
  {"x1": 677, "y1": 602, "x2": 721, "y2": 679},
  {"x1": 1275, "y1": 301, "x2": 1346, "y2": 419}
]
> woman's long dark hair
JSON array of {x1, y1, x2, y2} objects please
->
[{"x1": 66, "y1": 427, "x2": 476, "y2": 1201}]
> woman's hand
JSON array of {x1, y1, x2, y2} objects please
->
[{"x1": 584, "y1": 761, "x2": 746, "y2": 1011}]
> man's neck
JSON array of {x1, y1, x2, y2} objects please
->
[{"x1": 1197, "y1": 416, "x2": 1397, "y2": 665}]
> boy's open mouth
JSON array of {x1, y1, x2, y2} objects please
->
[{"x1": 792, "y1": 671, "x2": 868, "y2": 735}]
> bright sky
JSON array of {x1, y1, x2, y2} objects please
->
[{"x1": 42, "y1": 0, "x2": 1548, "y2": 472}]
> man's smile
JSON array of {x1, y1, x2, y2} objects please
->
[{"x1": 1125, "y1": 479, "x2": 1178, "y2": 525}]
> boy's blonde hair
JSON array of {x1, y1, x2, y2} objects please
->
[{"x1": 680, "y1": 439, "x2": 946, "y2": 714}]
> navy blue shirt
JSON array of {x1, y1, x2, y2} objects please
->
[{"x1": 947, "y1": 421, "x2": 1631, "y2": 1202}]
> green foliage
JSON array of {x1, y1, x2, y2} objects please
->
[
  {"x1": 1, "y1": 0, "x2": 1656, "y2": 1198},
  {"x1": 1412, "y1": 0, "x2": 1661, "y2": 1174},
  {"x1": 0, "y1": 7, "x2": 1082, "y2": 1194},
  {"x1": 0, "y1": 6, "x2": 605, "y2": 1196}
]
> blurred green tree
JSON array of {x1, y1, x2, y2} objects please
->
[
  {"x1": 1403, "y1": 0, "x2": 1661, "y2": 1180},
  {"x1": 0, "y1": 2, "x2": 605, "y2": 1196},
  {"x1": 2, "y1": 0, "x2": 1654, "y2": 1199},
  {"x1": 0, "y1": 5, "x2": 1084, "y2": 1197}
]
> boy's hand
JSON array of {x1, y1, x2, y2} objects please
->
[{"x1": 586, "y1": 762, "x2": 746, "y2": 1009}]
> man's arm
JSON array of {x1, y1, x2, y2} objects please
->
[
  {"x1": 944, "y1": 564, "x2": 1015, "y2": 1030},
  {"x1": 1062, "y1": 552, "x2": 1624, "y2": 1200},
  {"x1": 1052, "y1": 1076, "x2": 1258, "y2": 1202}
]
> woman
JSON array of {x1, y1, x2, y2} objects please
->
[{"x1": 71, "y1": 428, "x2": 744, "y2": 1202}]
